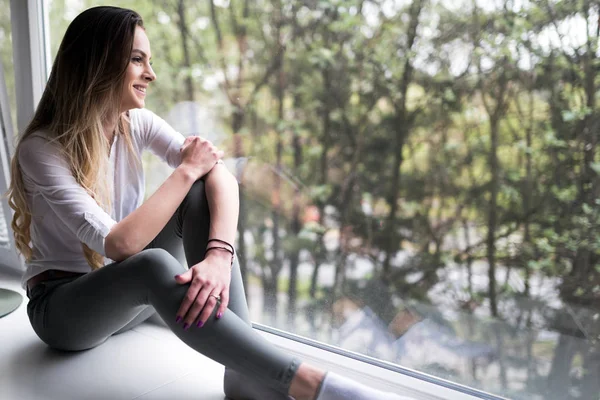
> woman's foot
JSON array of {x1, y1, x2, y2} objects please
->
[
  {"x1": 288, "y1": 363, "x2": 325, "y2": 399},
  {"x1": 226, "y1": 362, "x2": 414, "y2": 400},
  {"x1": 315, "y1": 372, "x2": 416, "y2": 400}
]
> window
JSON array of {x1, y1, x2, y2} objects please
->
[
  {"x1": 0, "y1": 0, "x2": 17, "y2": 132},
  {"x1": 34, "y1": 1, "x2": 600, "y2": 399},
  {"x1": 0, "y1": 62, "x2": 12, "y2": 249},
  {"x1": 0, "y1": 0, "x2": 23, "y2": 271}
]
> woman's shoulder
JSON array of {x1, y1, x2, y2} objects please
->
[
  {"x1": 128, "y1": 108, "x2": 159, "y2": 126},
  {"x1": 21, "y1": 129, "x2": 50, "y2": 142},
  {"x1": 128, "y1": 108, "x2": 175, "y2": 143},
  {"x1": 128, "y1": 108, "x2": 161, "y2": 137},
  {"x1": 17, "y1": 131, "x2": 64, "y2": 173},
  {"x1": 19, "y1": 131, "x2": 57, "y2": 156}
]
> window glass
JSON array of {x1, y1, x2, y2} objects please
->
[
  {"x1": 43, "y1": 1, "x2": 600, "y2": 399},
  {"x1": 0, "y1": 0, "x2": 17, "y2": 136},
  {"x1": 0, "y1": 0, "x2": 16, "y2": 247}
]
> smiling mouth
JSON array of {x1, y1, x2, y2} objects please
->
[{"x1": 133, "y1": 85, "x2": 146, "y2": 95}]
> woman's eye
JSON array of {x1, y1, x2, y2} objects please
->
[{"x1": 132, "y1": 57, "x2": 143, "y2": 63}]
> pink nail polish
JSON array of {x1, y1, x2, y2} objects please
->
[
  {"x1": 175, "y1": 316, "x2": 182, "y2": 323},
  {"x1": 217, "y1": 312, "x2": 222, "y2": 319},
  {"x1": 183, "y1": 323, "x2": 189, "y2": 330},
  {"x1": 197, "y1": 321, "x2": 204, "y2": 328}
]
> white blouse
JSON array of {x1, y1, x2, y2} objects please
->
[{"x1": 19, "y1": 108, "x2": 185, "y2": 288}]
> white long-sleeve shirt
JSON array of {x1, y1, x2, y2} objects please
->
[{"x1": 19, "y1": 108, "x2": 185, "y2": 289}]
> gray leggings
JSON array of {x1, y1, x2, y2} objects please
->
[{"x1": 26, "y1": 180, "x2": 299, "y2": 395}]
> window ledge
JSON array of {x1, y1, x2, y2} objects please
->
[{"x1": 254, "y1": 324, "x2": 504, "y2": 400}]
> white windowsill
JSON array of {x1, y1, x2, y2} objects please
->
[{"x1": 255, "y1": 327, "x2": 492, "y2": 400}]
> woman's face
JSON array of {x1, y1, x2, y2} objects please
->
[{"x1": 120, "y1": 26, "x2": 156, "y2": 112}]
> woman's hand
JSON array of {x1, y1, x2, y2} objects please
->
[
  {"x1": 174, "y1": 250, "x2": 231, "y2": 329},
  {"x1": 179, "y1": 136, "x2": 224, "y2": 181}
]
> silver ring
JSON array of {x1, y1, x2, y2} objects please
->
[{"x1": 210, "y1": 294, "x2": 221, "y2": 301}]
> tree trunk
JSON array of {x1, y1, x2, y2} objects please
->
[
  {"x1": 269, "y1": 7, "x2": 286, "y2": 321},
  {"x1": 330, "y1": 116, "x2": 370, "y2": 329},
  {"x1": 494, "y1": 324, "x2": 508, "y2": 390},
  {"x1": 287, "y1": 104, "x2": 302, "y2": 324},
  {"x1": 579, "y1": 1, "x2": 597, "y2": 204},
  {"x1": 564, "y1": 2, "x2": 599, "y2": 306},
  {"x1": 382, "y1": 0, "x2": 424, "y2": 277},
  {"x1": 176, "y1": 0, "x2": 194, "y2": 103},
  {"x1": 525, "y1": 311, "x2": 537, "y2": 387},
  {"x1": 523, "y1": 89, "x2": 533, "y2": 296},
  {"x1": 269, "y1": 109, "x2": 283, "y2": 321},
  {"x1": 546, "y1": 334, "x2": 580, "y2": 399},
  {"x1": 262, "y1": 275, "x2": 278, "y2": 324},
  {"x1": 487, "y1": 116, "x2": 499, "y2": 317},
  {"x1": 463, "y1": 220, "x2": 474, "y2": 296},
  {"x1": 309, "y1": 67, "x2": 332, "y2": 300}
]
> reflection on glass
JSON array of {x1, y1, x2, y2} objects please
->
[{"x1": 44, "y1": 1, "x2": 600, "y2": 399}]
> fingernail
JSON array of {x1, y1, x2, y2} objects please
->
[
  {"x1": 217, "y1": 312, "x2": 222, "y2": 319},
  {"x1": 175, "y1": 316, "x2": 182, "y2": 323},
  {"x1": 196, "y1": 321, "x2": 204, "y2": 328},
  {"x1": 183, "y1": 323, "x2": 189, "y2": 330},
  {"x1": 174, "y1": 274, "x2": 180, "y2": 279}
]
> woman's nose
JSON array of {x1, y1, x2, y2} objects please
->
[{"x1": 144, "y1": 65, "x2": 156, "y2": 82}]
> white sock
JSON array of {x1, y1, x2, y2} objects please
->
[{"x1": 315, "y1": 372, "x2": 415, "y2": 400}]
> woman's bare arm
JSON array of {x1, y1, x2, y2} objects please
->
[
  {"x1": 204, "y1": 163, "x2": 239, "y2": 250},
  {"x1": 104, "y1": 165, "x2": 196, "y2": 261},
  {"x1": 105, "y1": 137, "x2": 221, "y2": 261}
]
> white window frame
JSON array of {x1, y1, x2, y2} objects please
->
[
  {"x1": 10, "y1": 0, "x2": 49, "y2": 135},
  {"x1": 5, "y1": 1, "x2": 506, "y2": 398},
  {"x1": 0, "y1": 3, "x2": 28, "y2": 272},
  {"x1": 0, "y1": 61, "x2": 22, "y2": 272}
]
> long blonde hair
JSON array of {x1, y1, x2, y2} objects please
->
[{"x1": 7, "y1": 6, "x2": 144, "y2": 270}]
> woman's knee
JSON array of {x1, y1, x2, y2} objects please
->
[
  {"x1": 128, "y1": 248, "x2": 184, "y2": 278},
  {"x1": 182, "y1": 179, "x2": 209, "y2": 214},
  {"x1": 178, "y1": 179, "x2": 210, "y2": 245}
]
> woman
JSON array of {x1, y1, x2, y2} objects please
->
[{"x1": 8, "y1": 6, "x2": 411, "y2": 400}]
